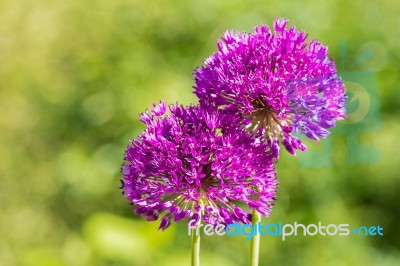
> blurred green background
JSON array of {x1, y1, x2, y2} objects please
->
[{"x1": 1, "y1": 0, "x2": 399, "y2": 265}]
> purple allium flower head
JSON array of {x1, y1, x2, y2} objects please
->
[
  {"x1": 194, "y1": 18, "x2": 347, "y2": 157},
  {"x1": 121, "y1": 102, "x2": 277, "y2": 230}
]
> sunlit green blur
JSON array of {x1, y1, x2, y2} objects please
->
[{"x1": 1, "y1": 0, "x2": 399, "y2": 265}]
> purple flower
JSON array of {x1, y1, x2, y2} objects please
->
[
  {"x1": 194, "y1": 18, "x2": 347, "y2": 157},
  {"x1": 121, "y1": 102, "x2": 277, "y2": 230}
]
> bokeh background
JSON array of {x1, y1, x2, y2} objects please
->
[{"x1": 1, "y1": 0, "x2": 399, "y2": 265}]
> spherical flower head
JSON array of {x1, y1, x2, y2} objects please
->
[
  {"x1": 194, "y1": 18, "x2": 347, "y2": 158},
  {"x1": 121, "y1": 102, "x2": 277, "y2": 230}
]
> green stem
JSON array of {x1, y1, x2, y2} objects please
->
[
  {"x1": 191, "y1": 218, "x2": 201, "y2": 266},
  {"x1": 250, "y1": 208, "x2": 261, "y2": 266}
]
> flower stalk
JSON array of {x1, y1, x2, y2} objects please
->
[
  {"x1": 250, "y1": 208, "x2": 261, "y2": 266},
  {"x1": 191, "y1": 213, "x2": 201, "y2": 266}
]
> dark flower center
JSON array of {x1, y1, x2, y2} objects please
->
[
  {"x1": 200, "y1": 162, "x2": 220, "y2": 190},
  {"x1": 244, "y1": 97, "x2": 288, "y2": 138}
]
